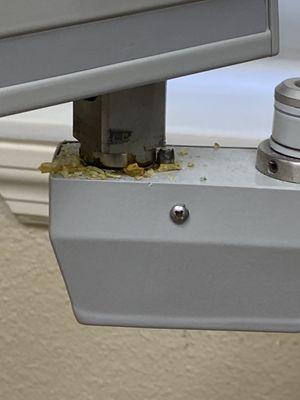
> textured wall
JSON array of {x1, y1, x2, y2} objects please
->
[{"x1": 1, "y1": 197, "x2": 300, "y2": 400}]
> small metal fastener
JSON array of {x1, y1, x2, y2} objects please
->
[
  {"x1": 157, "y1": 147, "x2": 175, "y2": 164},
  {"x1": 170, "y1": 204, "x2": 190, "y2": 225}
]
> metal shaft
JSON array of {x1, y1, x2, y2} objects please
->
[{"x1": 74, "y1": 82, "x2": 166, "y2": 168}]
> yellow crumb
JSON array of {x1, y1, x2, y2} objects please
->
[
  {"x1": 123, "y1": 163, "x2": 145, "y2": 177},
  {"x1": 187, "y1": 162, "x2": 195, "y2": 168},
  {"x1": 39, "y1": 162, "x2": 60, "y2": 174},
  {"x1": 39, "y1": 162, "x2": 82, "y2": 175},
  {"x1": 214, "y1": 142, "x2": 220, "y2": 150},
  {"x1": 157, "y1": 162, "x2": 182, "y2": 172},
  {"x1": 39, "y1": 143, "x2": 183, "y2": 180},
  {"x1": 39, "y1": 159, "x2": 119, "y2": 180}
]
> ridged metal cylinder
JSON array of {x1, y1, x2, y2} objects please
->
[
  {"x1": 256, "y1": 78, "x2": 300, "y2": 183},
  {"x1": 271, "y1": 78, "x2": 300, "y2": 159}
]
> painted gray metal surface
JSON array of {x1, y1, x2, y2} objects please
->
[
  {"x1": 50, "y1": 144, "x2": 300, "y2": 332},
  {"x1": 0, "y1": 0, "x2": 188, "y2": 38},
  {"x1": 0, "y1": 0, "x2": 267, "y2": 89},
  {"x1": 0, "y1": 0, "x2": 278, "y2": 116}
]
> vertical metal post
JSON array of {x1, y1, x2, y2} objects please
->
[{"x1": 74, "y1": 82, "x2": 166, "y2": 168}]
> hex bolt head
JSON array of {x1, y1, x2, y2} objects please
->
[
  {"x1": 157, "y1": 147, "x2": 175, "y2": 165},
  {"x1": 170, "y1": 204, "x2": 190, "y2": 225}
]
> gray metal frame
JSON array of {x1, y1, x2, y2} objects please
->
[
  {"x1": 0, "y1": 0, "x2": 189, "y2": 38},
  {"x1": 50, "y1": 143, "x2": 300, "y2": 332},
  {"x1": 0, "y1": 0, "x2": 278, "y2": 116}
]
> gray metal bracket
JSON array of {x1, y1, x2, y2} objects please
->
[
  {"x1": 50, "y1": 143, "x2": 300, "y2": 332},
  {"x1": 0, "y1": 0, "x2": 278, "y2": 116}
]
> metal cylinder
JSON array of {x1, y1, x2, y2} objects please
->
[
  {"x1": 256, "y1": 78, "x2": 300, "y2": 183},
  {"x1": 271, "y1": 78, "x2": 300, "y2": 158}
]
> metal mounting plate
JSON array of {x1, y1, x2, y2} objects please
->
[
  {"x1": 50, "y1": 143, "x2": 300, "y2": 332},
  {"x1": 0, "y1": 0, "x2": 279, "y2": 116}
]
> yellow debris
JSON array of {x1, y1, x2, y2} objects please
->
[
  {"x1": 39, "y1": 162, "x2": 82, "y2": 175},
  {"x1": 39, "y1": 162, "x2": 62, "y2": 174},
  {"x1": 39, "y1": 143, "x2": 125, "y2": 180},
  {"x1": 214, "y1": 142, "x2": 220, "y2": 150},
  {"x1": 123, "y1": 163, "x2": 145, "y2": 177},
  {"x1": 39, "y1": 143, "x2": 183, "y2": 180},
  {"x1": 187, "y1": 162, "x2": 195, "y2": 168},
  {"x1": 39, "y1": 154, "x2": 121, "y2": 180},
  {"x1": 39, "y1": 161, "x2": 114, "y2": 180},
  {"x1": 157, "y1": 163, "x2": 182, "y2": 172},
  {"x1": 39, "y1": 144, "x2": 83, "y2": 176}
]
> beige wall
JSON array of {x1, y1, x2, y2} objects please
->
[{"x1": 1, "y1": 197, "x2": 300, "y2": 400}]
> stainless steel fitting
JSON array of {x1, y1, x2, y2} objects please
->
[{"x1": 256, "y1": 78, "x2": 300, "y2": 183}]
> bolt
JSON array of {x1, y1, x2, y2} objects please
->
[
  {"x1": 170, "y1": 204, "x2": 190, "y2": 225},
  {"x1": 157, "y1": 147, "x2": 175, "y2": 164}
]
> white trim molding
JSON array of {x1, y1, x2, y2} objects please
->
[{"x1": 0, "y1": 139, "x2": 57, "y2": 225}]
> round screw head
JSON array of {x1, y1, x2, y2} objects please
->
[{"x1": 170, "y1": 204, "x2": 190, "y2": 225}]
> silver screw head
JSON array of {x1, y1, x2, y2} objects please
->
[
  {"x1": 157, "y1": 147, "x2": 175, "y2": 165},
  {"x1": 170, "y1": 204, "x2": 190, "y2": 225}
]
